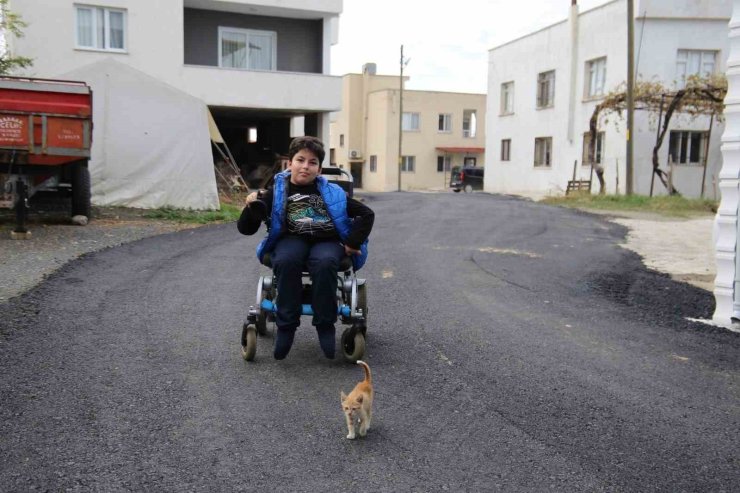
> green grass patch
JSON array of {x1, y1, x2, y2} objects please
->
[
  {"x1": 143, "y1": 203, "x2": 242, "y2": 224},
  {"x1": 541, "y1": 194, "x2": 718, "y2": 217}
]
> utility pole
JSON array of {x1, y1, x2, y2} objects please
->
[
  {"x1": 626, "y1": 0, "x2": 635, "y2": 195},
  {"x1": 398, "y1": 44, "x2": 404, "y2": 192}
]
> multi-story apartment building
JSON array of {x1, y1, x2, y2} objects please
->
[
  {"x1": 485, "y1": 0, "x2": 730, "y2": 199},
  {"x1": 8, "y1": 0, "x2": 342, "y2": 208},
  {"x1": 330, "y1": 64, "x2": 486, "y2": 192}
]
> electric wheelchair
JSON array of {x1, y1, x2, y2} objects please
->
[{"x1": 240, "y1": 167, "x2": 368, "y2": 362}]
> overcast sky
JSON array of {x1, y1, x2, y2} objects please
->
[{"x1": 331, "y1": 0, "x2": 613, "y2": 93}]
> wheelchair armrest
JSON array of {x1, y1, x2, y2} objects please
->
[{"x1": 261, "y1": 252, "x2": 273, "y2": 268}]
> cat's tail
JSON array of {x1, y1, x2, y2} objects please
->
[{"x1": 356, "y1": 360, "x2": 372, "y2": 384}]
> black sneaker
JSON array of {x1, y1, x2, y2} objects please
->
[
  {"x1": 274, "y1": 325, "x2": 297, "y2": 360},
  {"x1": 316, "y1": 324, "x2": 336, "y2": 359}
]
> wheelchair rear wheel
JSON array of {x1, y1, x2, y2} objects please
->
[
  {"x1": 256, "y1": 278, "x2": 272, "y2": 336},
  {"x1": 241, "y1": 323, "x2": 257, "y2": 361},
  {"x1": 341, "y1": 327, "x2": 365, "y2": 362},
  {"x1": 256, "y1": 307, "x2": 268, "y2": 336},
  {"x1": 357, "y1": 283, "x2": 368, "y2": 324}
]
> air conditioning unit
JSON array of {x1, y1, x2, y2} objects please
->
[{"x1": 349, "y1": 149, "x2": 363, "y2": 160}]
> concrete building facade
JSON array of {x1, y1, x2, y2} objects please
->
[
  {"x1": 485, "y1": 0, "x2": 731, "y2": 199},
  {"x1": 330, "y1": 65, "x2": 486, "y2": 192},
  {"x1": 8, "y1": 0, "x2": 343, "y2": 193}
]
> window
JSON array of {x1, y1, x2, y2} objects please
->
[
  {"x1": 585, "y1": 57, "x2": 607, "y2": 98},
  {"x1": 462, "y1": 110, "x2": 477, "y2": 138},
  {"x1": 75, "y1": 5, "x2": 126, "y2": 51},
  {"x1": 501, "y1": 81, "x2": 514, "y2": 115},
  {"x1": 534, "y1": 137, "x2": 552, "y2": 167},
  {"x1": 582, "y1": 131, "x2": 605, "y2": 165},
  {"x1": 402, "y1": 112, "x2": 420, "y2": 131},
  {"x1": 437, "y1": 155, "x2": 452, "y2": 172},
  {"x1": 537, "y1": 71, "x2": 555, "y2": 108},
  {"x1": 369, "y1": 155, "x2": 377, "y2": 173},
  {"x1": 340, "y1": 134, "x2": 344, "y2": 147},
  {"x1": 218, "y1": 27, "x2": 276, "y2": 70},
  {"x1": 401, "y1": 155, "x2": 415, "y2": 172},
  {"x1": 676, "y1": 50, "x2": 717, "y2": 88},
  {"x1": 668, "y1": 130, "x2": 708, "y2": 165},
  {"x1": 501, "y1": 139, "x2": 511, "y2": 161},
  {"x1": 438, "y1": 114, "x2": 452, "y2": 132}
]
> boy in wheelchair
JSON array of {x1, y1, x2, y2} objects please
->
[{"x1": 237, "y1": 136, "x2": 374, "y2": 360}]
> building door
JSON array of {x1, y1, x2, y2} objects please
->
[
  {"x1": 464, "y1": 157, "x2": 477, "y2": 167},
  {"x1": 351, "y1": 162, "x2": 363, "y2": 189}
]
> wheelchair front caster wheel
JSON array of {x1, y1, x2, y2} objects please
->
[
  {"x1": 241, "y1": 323, "x2": 257, "y2": 361},
  {"x1": 341, "y1": 328, "x2": 365, "y2": 363}
]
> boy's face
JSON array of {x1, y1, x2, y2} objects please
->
[{"x1": 289, "y1": 148, "x2": 321, "y2": 185}]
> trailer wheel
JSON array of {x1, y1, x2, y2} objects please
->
[{"x1": 71, "y1": 163, "x2": 91, "y2": 219}]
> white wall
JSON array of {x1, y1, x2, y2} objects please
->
[
  {"x1": 9, "y1": 0, "x2": 342, "y2": 112},
  {"x1": 485, "y1": 0, "x2": 729, "y2": 198},
  {"x1": 637, "y1": 0, "x2": 731, "y2": 19},
  {"x1": 486, "y1": 1, "x2": 627, "y2": 196},
  {"x1": 10, "y1": 1, "x2": 185, "y2": 82}
]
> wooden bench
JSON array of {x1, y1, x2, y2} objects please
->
[{"x1": 566, "y1": 180, "x2": 592, "y2": 195}]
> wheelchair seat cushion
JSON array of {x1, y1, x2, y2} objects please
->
[{"x1": 261, "y1": 251, "x2": 354, "y2": 271}]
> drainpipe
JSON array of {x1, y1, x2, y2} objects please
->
[
  {"x1": 567, "y1": 0, "x2": 579, "y2": 144},
  {"x1": 362, "y1": 65, "x2": 369, "y2": 163},
  {"x1": 626, "y1": 0, "x2": 635, "y2": 195}
]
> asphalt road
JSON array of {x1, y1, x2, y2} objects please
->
[{"x1": 1, "y1": 192, "x2": 738, "y2": 492}]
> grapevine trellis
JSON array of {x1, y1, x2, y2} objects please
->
[{"x1": 587, "y1": 74, "x2": 726, "y2": 195}]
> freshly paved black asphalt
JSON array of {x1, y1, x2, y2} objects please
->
[{"x1": 1, "y1": 192, "x2": 738, "y2": 492}]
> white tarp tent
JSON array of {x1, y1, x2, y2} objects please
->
[{"x1": 61, "y1": 58, "x2": 219, "y2": 210}]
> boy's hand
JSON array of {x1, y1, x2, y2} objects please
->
[
  {"x1": 246, "y1": 191, "x2": 259, "y2": 205},
  {"x1": 344, "y1": 244, "x2": 360, "y2": 256},
  {"x1": 245, "y1": 190, "x2": 268, "y2": 221}
]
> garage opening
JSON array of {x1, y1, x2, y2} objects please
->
[{"x1": 209, "y1": 106, "x2": 318, "y2": 189}]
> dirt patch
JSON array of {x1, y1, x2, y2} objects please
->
[
  {"x1": 579, "y1": 209, "x2": 715, "y2": 292},
  {"x1": 613, "y1": 216, "x2": 714, "y2": 291}
]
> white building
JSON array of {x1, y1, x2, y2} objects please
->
[
  {"x1": 8, "y1": 0, "x2": 342, "y2": 208},
  {"x1": 485, "y1": 0, "x2": 731, "y2": 199}
]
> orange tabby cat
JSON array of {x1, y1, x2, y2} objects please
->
[{"x1": 340, "y1": 360, "x2": 374, "y2": 439}]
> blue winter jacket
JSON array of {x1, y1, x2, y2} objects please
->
[{"x1": 256, "y1": 171, "x2": 369, "y2": 270}]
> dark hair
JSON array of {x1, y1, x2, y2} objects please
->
[{"x1": 287, "y1": 136, "x2": 325, "y2": 165}]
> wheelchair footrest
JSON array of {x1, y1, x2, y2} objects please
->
[{"x1": 260, "y1": 299, "x2": 351, "y2": 317}]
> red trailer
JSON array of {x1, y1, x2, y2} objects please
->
[{"x1": 0, "y1": 76, "x2": 93, "y2": 236}]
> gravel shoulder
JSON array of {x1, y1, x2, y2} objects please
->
[
  {"x1": 0, "y1": 199, "x2": 717, "y2": 302},
  {"x1": 0, "y1": 206, "x2": 202, "y2": 302}
]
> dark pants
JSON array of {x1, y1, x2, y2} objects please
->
[{"x1": 271, "y1": 235, "x2": 344, "y2": 329}]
